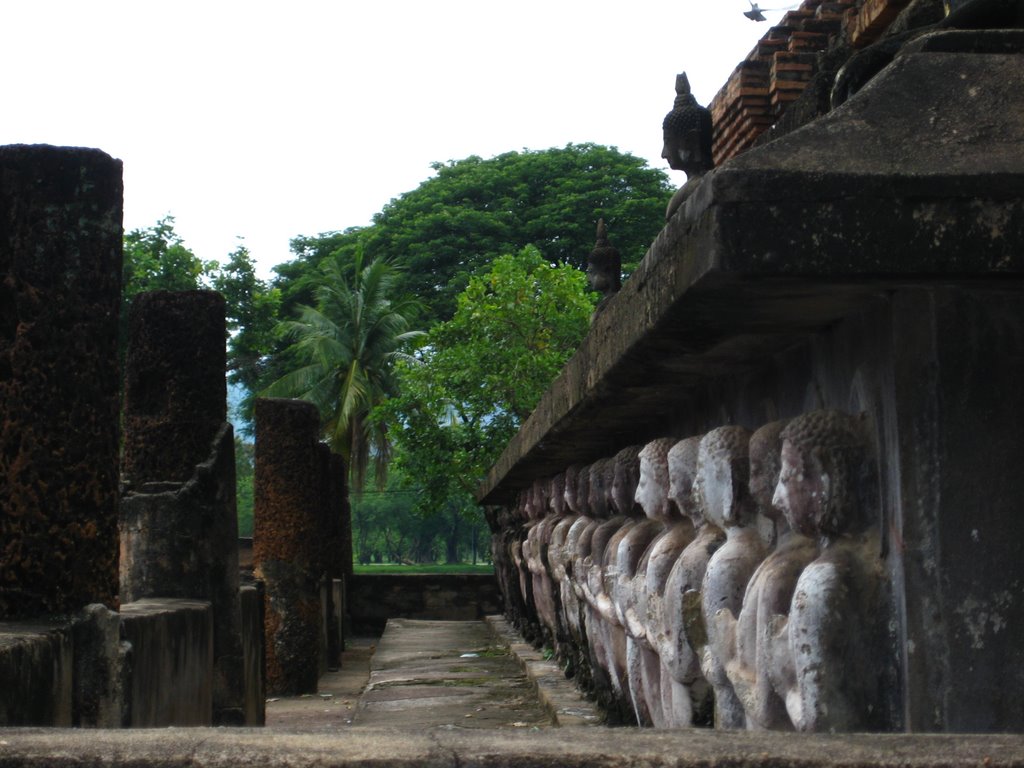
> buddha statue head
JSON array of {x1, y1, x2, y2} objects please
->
[
  {"x1": 532, "y1": 478, "x2": 550, "y2": 519},
  {"x1": 697, "y1": 426, "x2": 754, "y2": 529},
  {"x1": 773, "y1": 410, "x2": 872, "y2": 539},
  {"x1": 611, "y1": 444, "x2": 644, "y2": 516},
  {"x1": 586, "y1": 219, "x2": 622, "y2": 301},
  {"x1": 563, "y1": 464, "x2": 582, "y2": 514},
  {"x1": 549, "y1": 472, "x2": 567, "y2": 516},
  {"x1": 748, "y1": 419, "x2": 790, "y2": 522},
  {"x1": 588, "y1": 458, "x2": 615, "y2": 519},
  {"x1": 576, "y1": 463, "x2": 593, "y2": 517},
  {"x1": 636, "y1": 437, "x2": 678, "y2": 523},
  {"x1": 668, "y1": 435, "x2": 703, "y2": 523},
  {"x1": 662, "y1": 72, "x2": 714, "y2": 179}
]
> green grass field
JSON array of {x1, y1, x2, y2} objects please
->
[{"x1": 353, "y1": 563, "x2": 494, "y2": 575}]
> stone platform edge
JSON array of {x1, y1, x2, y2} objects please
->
[
  {"x1": 2, "y1": 726, "x2": 1024, "y2": 767},
  {"x1": 484, "y1": 615, "x2": 603, "y2": 727}
]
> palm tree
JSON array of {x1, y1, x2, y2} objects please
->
[{"x1": 262, "y1": 249, "x2": 423, "y2": 492}]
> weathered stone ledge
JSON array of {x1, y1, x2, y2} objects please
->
[{"x1": 1, "y1": 727, "x2": 1023, "y2": 767}]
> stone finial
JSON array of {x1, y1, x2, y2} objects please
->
[{"x1": 587, "y1": 219, "x2": 621, "y2": 303}]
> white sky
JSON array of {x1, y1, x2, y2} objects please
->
[{"x1": 2, "y1": 1, "x2": 787, "y2": 279}]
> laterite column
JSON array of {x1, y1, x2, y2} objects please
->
[
  {"x1": 0, "y1": 145, "x2": 123, "y2": 618},
  {"x1": 253, "y1": 398, "x2": 323, "y2": 695}
]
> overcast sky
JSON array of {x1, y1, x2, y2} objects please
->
[{"x1": 3, "y1": 1, "x2": 787, "y2": 278}]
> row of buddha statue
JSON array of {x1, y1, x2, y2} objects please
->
[{"x1": 492, "y1": 409, "x2": 888, "y2": 732}]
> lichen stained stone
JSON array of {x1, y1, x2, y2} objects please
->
[
  {"x1": 0, "y1": 144, "x2": 123, "y2": 618},
  {"x1": 253, "y1": 397, "x2": 323, "y2": 695},
  {"x1": 121, "y1": 290, "x2": 227, "y2": 488}
]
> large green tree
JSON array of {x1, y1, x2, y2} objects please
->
[
  {"x1": 277, "y1": 144, "x2": 670, "y2": 324},
  {"x1": 383, "y1": 246, "x2": 595, "y2": 519},
  {"x1": 262, "y1": 251, "x2": 424, "y2": 491}
]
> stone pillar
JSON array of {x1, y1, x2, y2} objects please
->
[
  {"x1": 335, "y1": 453, "x2": 354, "y2": 584},
  {"x1": 119, "y1": 290, "x2": 245, "y2": 725},
  {"x1": 0, "y1": 144, "x2": 123, "y2": 618},
  {"x1": 320, "y1": 447, "x2": 347, "y2": 668},
  {"x1": 253, "y1": 398, "x2": 323, "y2": 695}
]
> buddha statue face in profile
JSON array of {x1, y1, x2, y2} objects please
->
[
  {"x1": 611, "y1": 445, "x2": 643, "y2": 517},
  {"x1": 668, "y1": 436, "x2": 703, "y2": 524},
  {"x1": 550, "y1": 472, "x2": 567, "y2": 517},
  {"x1": 635, "y1": 437, "x2": 678, "y2": 523},
  {"x1": 748, "y1": 420, "x2": 790, "y2": 523},
  {"x1": 662, "y1": 72, "x2": 714, "y2": 180},
  {"x1": 772, "y1": 410, "x2": 869, "y2": 539}
]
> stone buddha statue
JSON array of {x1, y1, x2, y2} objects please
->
[
  {"x1": 587, "y1": 219, "x2": 622, "y2": 313},
  {"x1": 662, "y1": 72, "x2": 715, "y2": 221},
  {"x1": 659, "y1": 435, "x2": 723, "y2": 727},
  {"x1": 603, "y1": 444, "x2": 663, "y2": 725},
  {"x1": 627, "y1": 437, "x2": 698, "y2": 727},
  {"x1": 698, "y1": 425, "x2": 767, "y2": 729},
  {"x1": 726, "y1": 420, "x2": 819, "y2": 730},
  {"x1": 771, "y1": 410, "x2": 884, "y2": 732}
]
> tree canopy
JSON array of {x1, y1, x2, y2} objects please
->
[{"x1": 277, "y1": 144, "x2": 670, "y2": 324}]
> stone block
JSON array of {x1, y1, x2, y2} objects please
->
[
  {"x1": 239, "y1": 583, "x2": 265, "y2": 726},
  {"x1": 120, "y1": 598, "x2": 213, "y2": 727},
  {"x1": 0, "y1": 619, "x2": 73, "y2": 726}
]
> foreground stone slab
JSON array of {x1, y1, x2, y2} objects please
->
[{"x1": 1, "y1": 727, "x2": 1022, "y2": 767}]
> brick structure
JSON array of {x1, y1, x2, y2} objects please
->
[
  {"x1": 119, "y1": 290, "x2": 246, "y2": 725},
  {"x1": 0, "y1": 144, "x2": 123, "y2": 618},
  {"x1": 709, "y1": 0, "x2": 858, "y2": 164},
  {"x1": 253, "y1": 398, "x2": 323, "y2": 695}
]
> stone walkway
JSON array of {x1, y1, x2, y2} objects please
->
[
  {"x1": 265, "y1": 616, "x2": 601, "y2": 732},
  {"x1": 355, "y1": 618, "x2": 550, "y2": 729}
]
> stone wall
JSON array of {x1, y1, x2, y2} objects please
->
[
  {"x1": 348, "y1": 574, "x2": 503, "y2": 636},
  {"x1": 481, "y1": 42, "x2": 1024, "y2": 733}
]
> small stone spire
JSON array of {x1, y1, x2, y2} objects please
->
[{"x1": 586, "y1": 218, "x2": 621, "y2": 309}]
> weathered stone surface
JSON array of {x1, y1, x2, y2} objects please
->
[
  {"x1": 121, "y1": 290, "x2": 226, "y2": 488},
  {"x1": 0, "y1": 144, "x2": 122, "y2": 618},
  {"x1": 253, "y1": 398, "x2": 323, "y2": 695},
  {"x1": 71, "y1": 604, "x2": 128, "y2": 727},
  {"x1": 1, "y1": 726, "x2": 1023, "y2": 767},
  {"x1": 0, "y1": 620, "x2": 73, "y2": 726},
  {"x1": 119, "y1": 598, "x2": 213, "y2": 727},
  {"x1": 238, "y1": 583, "x2": 265, "y2": 726}
]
